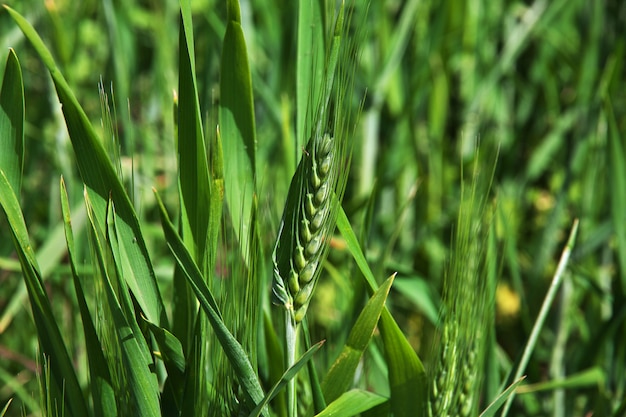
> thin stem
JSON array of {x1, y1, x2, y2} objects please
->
[
  {"x1": 501, "y1": 219, "x2": 579, "y2": 417},
  {"x1": 285, "y1": 309, "x2": 298, "y2": 417}
]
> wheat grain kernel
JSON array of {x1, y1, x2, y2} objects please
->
[{"x1": 299, "y1": 261, "x2": 318, "y2": 284}]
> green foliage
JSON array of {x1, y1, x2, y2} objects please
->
[{"x1": 1, "y1": 0, "x2": 625, "y2": 416}]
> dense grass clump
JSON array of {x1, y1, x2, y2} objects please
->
[{"x1": 1, "y1": 0, "x2": 625, "y2": 416}]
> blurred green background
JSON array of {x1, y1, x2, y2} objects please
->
[{"x1": 1, "y1": 0, "x2": 625, "y2": 415}]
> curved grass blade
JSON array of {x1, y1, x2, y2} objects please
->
[
  {"x1": 478, "y1": 376, "x2": 526, "y2": 417},
  {"x1": 60, "y1": 178, "x2": 117, "y2": 417},
  {"x1": 248, "y1": 340, "x2": 325, "y2": 417},
  {"x1": 0, "y1": 399, "x2": 12, "y2": 417},
  {"x1": 314, "y1": 389, "x2": 387, "y2": 417},
  {"x1": 336, "y1": 206, "x2": 428, "y2": 417},
  {"x1": 0, "y1": 48, "x2": 24, "y2": 195},
  {"x1": 0, "y1": 170, "x2": 89, "y2": 417},
  {"x1": 4, "y1": 5, "x2": 167, "y2": 328},
  {"x1": 322, "y1": 274, "x2": 395, "y2": 404},
  {"x1": 220, "y1": 0, "x2": 257, "y2": 264},
  {"x1": 154, "y1": 189, "x2": 268, "y2": 416}
]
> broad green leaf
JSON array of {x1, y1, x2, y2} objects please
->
[
  {"x1": 0, "y1": 48, "x2": 24, "y2": 195},
  {"x1": 314, "y1": 389, "x2": 387, "y2": 417},
  {"x1": 220, "y1": 0, "x2": 256, "y2": 264},
  {"x1": 155, "y1": 190, "x2": 268, "y2": 416},
  {"x1": 84, "y1": 192, "x2": 161, "y2": 417},
  {"x1": 249, "y1": 340, "x2": 325, "y2": 417},
  {"x1": 0, "y1": 169, "x2": 89, "y2": 417},
  {"x1": 479, "y1": 376, "x2": 526, "y2": 417},
  {"x1": 322, "y1": 274, "x2": 395, "y2": 404},
  {"x1": 60, "y1": 178, "x2": 117, "y2": 417},
  {"x1": 4, "y1": 5, "x2": 167, "y2": 328},
  {"x1": 337, "y1": 206, "x2": 428, "y2": 417}
]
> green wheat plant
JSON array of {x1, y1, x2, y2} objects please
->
[
  {"x1": 271, "y1": 4, "x2": 358, "y2": 414},
  {"x1": 2, "y1": 0, "x2": 625, "y2": 416}
]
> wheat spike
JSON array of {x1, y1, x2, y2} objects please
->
[
  {"x1": 428, "y1": 152, "x2": 497, "y2": 417},
  {"x1": 272, "y1": 133, "x2": 342, "y2": 323}
]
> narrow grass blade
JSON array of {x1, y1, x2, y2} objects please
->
[
  {"x1": 479, "y1": 376, "x2": 526, "y2": 417},
  {"x1": 336, "y1": 206, "x2": 428, "y2": 417},
  {"x1": 0, "y1": 170, "x2": 89, "y2": 417},
  {"x1": 154, "y1": 189, "x2": 268, "y2": 415},
  {"x1": 314, "y1": 389, "x2": 388, "y2": 417},
  {"x1": 606, "y1": 100, "x2": 626, "y2": 290},
  {"x1": 248, "y1": 340, "x2": 325, "y2": 417},
  {"x1": 177, "y1": 0, "x2": 212, "y2": 264},
  {"x1": 322, "y1": 274, "x2": 395, "y2": 404},
  {"x1": 60, "y1": 178, "x2": 117, "y2": 417},
  {"x1": 1, "y1": 398, "x2": 13, "y2": 417},
  {"x1": 220, "y1": 0, "x2": 256, "y2": 263},
  {"x1": 296, "y1": 0, "x2": 324, "y2": 154},
  {"x1": 4, "y1": 5, "x2": 167, "y2": 328},
  {"x1": 515, "y1": 367, "x2": 604, "y2": 393},
  {"x1": 0, "y1": 48, "x2": 24, "y2": 195},
  {"x1": 84, "y1": 192, "x2": 161, "y2": 417},
  {"x1": 501, "y1": 219, "x2": 580, "y2": 417}
]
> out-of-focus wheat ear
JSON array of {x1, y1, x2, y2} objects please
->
[{"x1": 428, "y1": 147, "x2": 498, "y2": 417}]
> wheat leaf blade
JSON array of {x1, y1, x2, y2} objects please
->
[
  {"x1": 337, "y1": 205, "x2": 428, "y2": 417},
  {"x1": 177, "y1": 0, "x2": 212, "y2": 265},
  {"x1": 0, "y1": 48, "x2": 24, "y2": 195},
  {"x1": 220, "y1": 0, "x2": 257, "y2": 264},
  {"x1": 322, "y1": 274, "x2": 395, "y2": 404}
]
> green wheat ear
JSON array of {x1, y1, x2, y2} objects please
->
[
  {"x1": 272, "y1": 132, "x2": 343, "y2": 323},
  {"x1": 271, "y1": 2, "x2": 357, "y2": 325}
]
